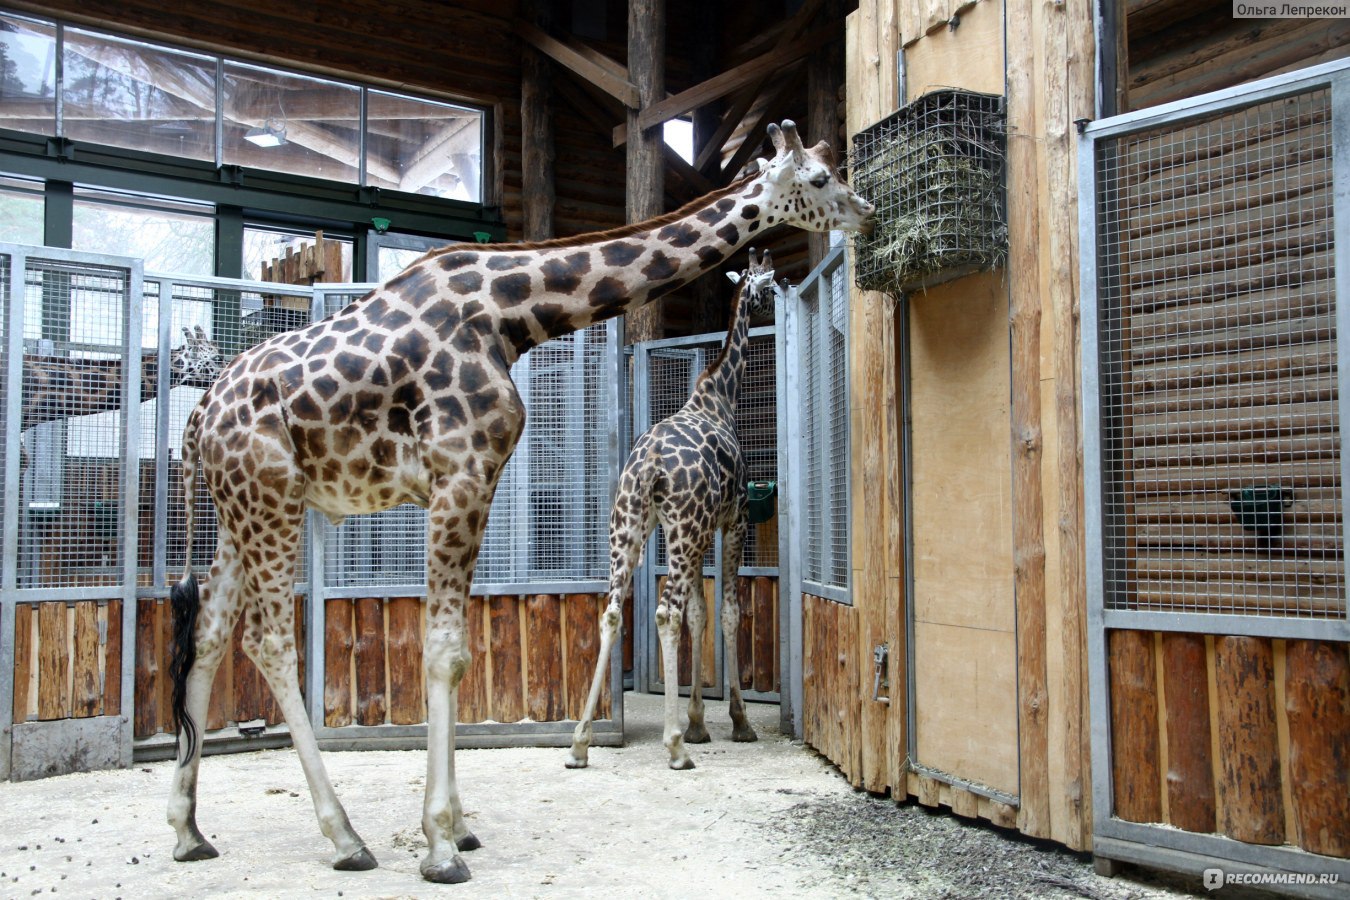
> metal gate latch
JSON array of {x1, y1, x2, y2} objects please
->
[{"x1": 872, "y1": 644, "x2": 890, "y2": 703}]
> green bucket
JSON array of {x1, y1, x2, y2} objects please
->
[{"x1": 746, "y1": 481, "x2": 777, "y2": 525}]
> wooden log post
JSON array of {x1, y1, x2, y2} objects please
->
[
  {"x1": 624, "y1": 0, "x2": 666, "y2": 344},
  {"x1": 1284, "y1": 639, "x2": 1349, "y2": 857},
  {"x1": 521, "y1": 0, "x2": 555, "y2": 243},
  {"x1": 1108, "y1": 629, "x2": 1162, "y2": 823},
  {"x1": 1160, "y1": 632, "x2": 1216, "y2": 833},
  {"x1": 806, "y1": 0, "x2": 845, "y2": 270},
  {"x1": 1214, "y1": 635, "x2": 1284, "y2": 845}
]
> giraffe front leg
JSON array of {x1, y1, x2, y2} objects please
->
[
  {"x1": 683, "y1": 584, "x2": 710, "y2": 745},
  {"x1": 422, "y1": 618, "x2": 475, "y2": 883}
]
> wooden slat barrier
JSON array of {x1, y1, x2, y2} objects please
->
[
  {"x1": 386, "y1": 597, "x2": 425, "y2": 725},
  {"x1": 353, "y1": 597, "x2": 387, "y2": 727},
  {"x1": 1108, "y1": 629, "x2": 1162, "y2": 823},
  {"x1": 1215, "y1": 635, "x2": 1285, "y2": 845},
  {"x1": 458, "y1": 597, "x2": 489, "y2": 723},
  {"x1": 11, "y1": 601, "x2": 122, "y2": 725},
  {"x1": 324, "y1": 598, "x2": 354, "y2": 728},
  {"x1": 801, "y1": 593, "x2": 861, "y2": 787},
  {"x1": 1159, "y1": 633, "x2": 1215, "y2": 834},
  {"x1": 526, "y1": 595, "x2": 564, "y2": 722},
  {"x1": 488, "y1": 596, "x2": 525, "y2": 723},
  {"x1": 1284, "y1": 640, "x2": 1350, "y2": 857}
]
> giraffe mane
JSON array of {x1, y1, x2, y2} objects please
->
[{"x1": 419, "y1": 171, "x2": 759, "y2": 262}]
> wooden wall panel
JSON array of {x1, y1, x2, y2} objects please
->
[
  {"x1": 1159, "y1": 632, "x2": 1215, "y2": 833},
  {"x1": 37, "y1": 602, "x2": 69, "y2": 720},
  {"x1": 526, "y1": 595, "x2": 565, "y2": 722},
  {"x1": 324, "y1": 598, "x2": 354, "y2": 727},
  {"x1": 71, "y1": 601, "x2": 101, "y2": 717},
  {"x1": 353, "y1": 597, "x2": 387, "y2": 726},
  {"x1": 752, "y1": 576, "x2": 775, "y2": 693},
  {"x1": 102, "y1": 601, "x2": 122, "y2": 716},
  {"x1": 488, "y1": 596, "x2": 525, "y2": 723},
  {"x1": 386, "y1": 597, "x2": 425, "y2": 726},
  {"x1": 1283, "y1": 639, "x2": 1349, "y2": 858},
  {"x1": 1214, "y1": 636, "x2": 1284, "y2": 845},
  {"x1": 134, "y1": 599, "x2": 159, "y2": 738},
  {"x1": 1108, "y1": 629, "x2": 1162, "y2": 823},
  {"x1": 12, "y1": 603, "x2": 34, "y2": 723},
  {"x1": 564, "y1": 594, "x2": 610, "y2": 721}
]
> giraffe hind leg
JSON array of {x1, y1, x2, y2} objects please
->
[
  {"x1": 720, "y1": 513, "x2": 756, "y2": 742},
  {"x1": 683, "y1": 578, "x2": 710, "y2": 745}
]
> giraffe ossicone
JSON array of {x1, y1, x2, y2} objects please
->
[
  {"x1": 566, "y1": 248, "x2": 779, "y2": 772},
  {"x1": 165, "y1": 120, "x2": 873, "y2": 884}
]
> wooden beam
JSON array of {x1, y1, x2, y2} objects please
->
[
  {"x1": 624, "y1": 0, "x2": 666, "y2": 343},
  {"x1": 515, "y1": 19, "x2": 639, "y2": 109},
  {"x1": 614, "y1": 26, "x2": 835, "y2": 148},
  {"x1": 521, "y1": 0, "x2": 556, "y2": 242}
]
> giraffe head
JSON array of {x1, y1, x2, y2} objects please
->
[
  {"x1": 728, "y1": 248, "x2": 779, "y2": 319},
  {"x1": 169, "y1": 325, "x2": 223, "y2": 389},
  {"x1": 756, "y1": 120, "x2": 875, "y2": 235}
]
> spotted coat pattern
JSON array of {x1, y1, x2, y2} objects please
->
[
  {"x1": 567, "y1": 250, "x2": 777, "y2": 771},
  {"x1": 164, "y1": 120, "x2": 874, "y2": 885}
]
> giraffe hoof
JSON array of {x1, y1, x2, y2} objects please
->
[
  {"x1": 564, "y1": 752, "x2": 590, "y2": 769},
  {"x1": 422, "y1": 855, "x2": 472, "y2": 884},
  {"x1": 684, "y1": 723, "x2": 711, "y2": 744},
  {"x1": 333, "y1": 846, "x2": 378, "y2": 871},
  {"x1": 668, "y1": 756, "x2": 696, "y2": 771},
  {"x1": 456, "y1": 832, "x2": 483, "y2": 852},
  {"x1": 173, "y1": 840, "x2": 219, "y2": 862},
  {"x1": 732, "y1": 725, "x2": 758, "y2": 743}
]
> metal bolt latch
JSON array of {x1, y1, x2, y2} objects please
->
[{"x1": 872, "y1": 644, "x2": 890, "y2": 703}]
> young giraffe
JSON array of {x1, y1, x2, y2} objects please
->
[
  {"x1": 21, "y1": 326, "x2": 221, "y2": 430},
  {"x1": 166, "y1": 121, "x2": 873, "y2": 884},
  {"x1": 567, "y1": 250, "x2": 777, "y2": 771}
]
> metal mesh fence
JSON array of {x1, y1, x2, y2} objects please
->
[
  {"x1": 16, "y1": 258, "x2": 131, "y2": 589},
  {"x1": 799, "y1": 252, "x2": 850, "y2": 593},
  {"x1": 1093, "y1": 87, "x2": 1342, "y2": 619},
  {"x1": 851, "y1": 89, "x2": 1006, "y2": 294}
]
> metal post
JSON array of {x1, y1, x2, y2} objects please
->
[
  {"x1": 0, "y1": 245, "x2": 29, "y2": 780},
  {"x1": 777, "y1": 281, "x2": 805, "y2": 737},
  {"x1": 120, "y1": 260, "x2": 145, "y2": 769},
  {"x1": 605, "y1": 317, "x2": 625, "y2": 726}
]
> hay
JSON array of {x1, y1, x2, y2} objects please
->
[{"x1": 852, "y1": 90, "x2": 1007, "y2": 295}]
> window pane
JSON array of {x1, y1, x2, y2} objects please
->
[
  {"x1": 72, "y1": 189, "x2": 214, "y2": 276},
  {"x1": 62, "y1": 28, "x2": 216, "y2": 162},
  {"x1": 0, "y1": 175, "x2": 43, "y2": 244},
  {"x1": 243, "y1": 227, "x2": 353, "y2": 283},
  {"x1": 224, "y1": 62, "x2": 359, "y2": 182},
  {"x1": 0, "y1": 12, "x2": 57, "y2": 135},
  {"x1": 366, "y1": 90, "x2": 482, "y2": 201}
]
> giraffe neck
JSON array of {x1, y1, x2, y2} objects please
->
[
  {"x1": 686, "y1": 281, "x2": 751, "y2": 423},
  {"x1": 428, "y1": 173, "x2": 777, "y2": 357}
]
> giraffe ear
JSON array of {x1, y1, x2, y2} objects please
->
[{"x1": 726, "y1": 271, "x2": 742, "y2": 286}]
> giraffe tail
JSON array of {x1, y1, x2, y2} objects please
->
[{"x1": 169, "y1": 403, "x2": 205, "y2": 766}]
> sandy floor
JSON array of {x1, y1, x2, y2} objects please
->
[{"x1": 0, "y1": 693, "x2": 1196, "y2": 899}]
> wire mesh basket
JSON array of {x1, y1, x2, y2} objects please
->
[{"x1": 851, "y1": 89, "x2": 1007, "y2": 293}]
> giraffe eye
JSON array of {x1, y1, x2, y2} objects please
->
[{"x1": 809, "y1": 174, "x2": 829, "y2": 189}]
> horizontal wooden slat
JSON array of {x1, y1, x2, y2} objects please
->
[
  {"x1": 1127, "y1": 339, "x2": 1335, "y2": 396},
  {"x1": 1125, "y1": 248, "x2": 1332, "y2": 316},
  {"x1": 1130, "y1": 399, "x2": 1336, "y2": 448},
  {"x1": 1129, "y1": 304, "x2": 1334, "y2": 368},
  {"x1": 1126, "y1": 217, "x2": 1332, "y2": 293},
  {"x1": 1128, "y1": 459, "x2": 1341, "y2": 496}
]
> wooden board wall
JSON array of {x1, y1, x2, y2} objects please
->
[
  {"x1": 323, "y1": 594, "x2": 613, "y2": 727},
  {"x1": 1108, "y1": 629, "x2": 1349, "y2": 859},
  {"x1": 11, "y1": 601, "x2": 122, "y2": 724},
  {"x1": 651, "y1": 575, "x2": 780, "y2": 694}
]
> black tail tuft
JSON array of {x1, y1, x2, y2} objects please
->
[{"x1": 169, "y1": 573, "x2": 200, "y2": 767}]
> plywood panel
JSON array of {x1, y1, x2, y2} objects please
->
[
  {"x1": 526, "y1": 595, "x2": 565, "y2": 722},
  {"x1": 909, "y1": 274, "x2": 1015, "y2": 633},
  {"x1": 323, "y1": 598, "x2": 354, "y2": 728},
  {"x1": 386, "y1": 597, "x2": 424, "y2": 726},
  {"x1": 489, "y1": 596, "x2": 525, "y2": 723},
  {"x1": 914, "y1": 620, "x2": 1019, "y2": 795}
]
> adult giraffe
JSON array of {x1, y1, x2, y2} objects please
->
[{"x1": 166, "y1": 121, "x2": 873, "y2": 884}]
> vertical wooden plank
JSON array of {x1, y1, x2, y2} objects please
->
[
  {"x1": 232, "y1": 613, "x2": 263, "y2": 725},
  {"x1": 13, "y1": 602, "x2": 34, "y2": 722},
  {"x1": 37, "y1": 602, "x2": 70, "y2": 720},
  {"x1": 71, "y1": 601, "x2": 101, "y2": 717},
  {"x1": 386, "y1": 597, "x2": 425, "y2": 725},
  {"x1": 752, "y1": 576, "x2": 774, "y2": 693},
  {"x1": 488, "y1": 596, "x2": 525, "y2": 723},
  {"x1": 736, "y1": 576, "x2": 754, "y2": 690},
  {"x1": 622, "y1": 587, "x2": 634, "y2": 674},
  {"x1": 1160, "y1": 632, "x2": 1216, "y2": 834},
  {"x1": 1214, "y1": 636, "x2": 1284, "y2": 845},
  {"x1": 102, "y1": 600, "x2": 122, "y2": 717},
  {"x1": 457, "y1": 597, "x2": 489, "y2": 724},
  {"x1": 564, "y1": 594, "x2": 608, "y2": 720},
  {"x1": 159, "y1": 598, "x2": 177, "y2": 730},
  {"x1": 322, "y1": 601, "x2": 353, "y2": 728},
  {"x1": 801, "y1": 595, "x2": 818, "y2": 748},
  {"x1": 1108, "y1": 629, "x2": 1162, "y2": 823},
  {"x1": 1284, "y1": 640, "x2": 1349, "y2": 858},
  {"x1": 134, "y1": 598, "x2": 159, "y2": 737},
  {"x1": 677, "y1": 580, "x2": 692, "y2": 687},
  {"x1": 353, "y1": 597, "x2": 387, "y2": 726},
  {"x1": 526, "y1": 595, "x2": 564, "y2": 722},
  {"x1": 701, "y1": 576, "x2": 716, "y2": 689}
]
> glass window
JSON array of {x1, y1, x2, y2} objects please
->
[
  {"x1": 72, "y1": 188, "x2": 214, "y2": 276},
  {"x1": 366, "y1": 90, "x2": 483, "y2": 202},
  {"x1": 224, "y1": 62, "x2": 359, "y2": 182},
  {"x1": 62, "y1": 28, "x2": 216, "y2": 162},
  {"x1": 0, "y1": 12, "x2": 57, "y2": 134},
  {"x1": 243, "y1": 226, "x2": 353, "y2": 283},
  {"x1": 0, "y1": 174, "x2": 43, "y2": 244}
]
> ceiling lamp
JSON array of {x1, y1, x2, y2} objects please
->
[{"x1": 244, "y1": 116, "x2": 287, "y2": 148}]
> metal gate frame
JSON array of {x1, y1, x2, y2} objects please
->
[
  {"x1": 1080, "y1": 60, "x2": 1350, "y2": 891},
  {"x1": 629, "y1": 324, "x2": 783, "y2": 706},
  {"x1": 1, "y1": 244, "x2": 144, "y2": 780}
]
